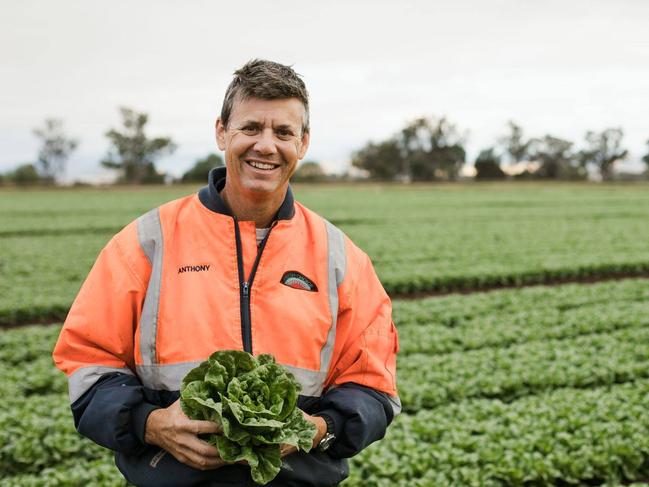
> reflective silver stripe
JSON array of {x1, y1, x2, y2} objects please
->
[
  {"x1": 137, "y1": 208, "x2": 164, "y2": 366},
  {"x1": 386, "y1": 394, "x2": 402, "y2": 417},
  {"x1": 136, "y1": 361, "x2": 202, "y2": 390},
  {"x1": 135, "y1": 361, "x2": 328, "y2": 397},
  {"x1": 68, "y1": 365, "x2": 134, "y2": 403},
  {"x1": 321, "y1": 220, "x2": 347, "y2": 377},
  {"x1": 283, "y1": 364, "x2": 328, "y2": 397}
]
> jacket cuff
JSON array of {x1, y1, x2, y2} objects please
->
[
  {"x1": 132, "y1": 402, "x2": 162, "y2": 445},
  {"x1": 315, "y1": 408, "x2": 345, "y2": 440},
  {"x1": 317, "y1": 383, "x2": 391, "y2": 458}
]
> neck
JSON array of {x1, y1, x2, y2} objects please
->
[{"x1": 220, "y1": 183, "x2": 285, "y2": 228}]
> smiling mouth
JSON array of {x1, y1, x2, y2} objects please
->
[{"x1": 246, "y1": 160, "x2": 280, "y2": 171}]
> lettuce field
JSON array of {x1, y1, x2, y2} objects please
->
[{"x1": 1, "y1": 182, "x2": 649, "y2": 486}]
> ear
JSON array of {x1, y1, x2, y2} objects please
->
[
  {"x1": 215, "y1": 118, "x2": 226, "y2": 151},
  {"x1": 298, "y1": 131, "x2": 310, "y2": 160}
]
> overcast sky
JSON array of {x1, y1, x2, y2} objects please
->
[{"x1": 2, "y1": 0, "x2": 648, "y2": 181}]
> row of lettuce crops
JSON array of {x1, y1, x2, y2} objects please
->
[
  {"x1": 0, "y1": 324, "x2": 127, "y2": 486},
  {"x1": 2, "y1": 184, "x2": 649, "y2": 325},
  {"x1": 349, "y1": 279, "x2": 649, "y2": 485},
  {"x1": 1, "y1": 279, "x2": 649, "y2": 485}
]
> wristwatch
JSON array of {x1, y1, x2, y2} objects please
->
[{"x1": 316, "y1": 414, "x2": 336, "y2": 452}]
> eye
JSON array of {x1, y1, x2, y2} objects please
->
[
  {"x1": 276, "y1": 128, "x2": 294, "y2": 139},
  {"x1": 241, "y1": 125, "x2": 259, "y2": 135}
]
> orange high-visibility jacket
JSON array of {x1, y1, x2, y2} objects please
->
[{"x1": 53, "y1": 168, "x2": 399, "y2": 487}]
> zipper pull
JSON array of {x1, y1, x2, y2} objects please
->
[{"x1": 242, "y1": 282, "x2": 249, "y2": 297}]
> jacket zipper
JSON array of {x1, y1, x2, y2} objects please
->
[{"x1": 233, "y1": 219, "x2": 275, "y2": 354}]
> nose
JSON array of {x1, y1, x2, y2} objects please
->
[{"x1": 253, "y1": 128, "x2": 277, "y2": 156}]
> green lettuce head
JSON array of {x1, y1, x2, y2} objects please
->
[{"x1": 180, "y1": 350, "x2": 316, "y2": 484}]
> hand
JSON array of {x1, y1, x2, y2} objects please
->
[
  {"x1": 144, "y1": 399, "x2": 228, "y2": 470},
  {"x1": 280, "y1": 410, "x2": 327, "y2": 457}
]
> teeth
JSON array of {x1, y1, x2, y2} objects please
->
[{"x1": 248, "y1": 160, "x2": 276, "y2": 170}]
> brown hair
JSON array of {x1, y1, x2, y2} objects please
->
[{"x1": 220, "y1": 59, "x2": 310, "y2": 134}]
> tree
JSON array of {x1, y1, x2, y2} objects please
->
[
  {"x1": 8, "y1": 164, "x2": 41, "y2": 186},
  {"x1": 498, "y1": 121, "x2": 531, "y2": 164},
  {"x1": 292, "y1": 161, "x2": 326, "y2": 182},
  {"x1": 527, "y1": 135, "x2": 585, "y2": 180},
  {"x1": 641, "y1": 139, "x2": 649, "y2": 177},
  {"x1": 474, "y1": 148, "x2": 506, "y2": 180},
  {"x1": 577, "y1": 128, "x2": 627, "y2": 181},
  {"x1": 102, "y1": 107, "x2": 176, "y2": 184},
  {"x1": 351, "y1": 138, "x2": 403, "y2": 180},
  {"x1": 400, "y1": 117, "x2": 466, "y2": 181},
  {"x1": 181, "y1": 153, "x2": 224, "y2": 183},
  {"x1": 33, "y1": 118, "x2": 78, "y2": 182},
  {"x1": 352, "y1": 116, "x2": 466, "y2": 181}
]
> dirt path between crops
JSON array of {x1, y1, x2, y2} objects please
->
[
  {"x1": 3, "y1": 272, "x2": 649, "y2": 330},
  {"x1": 0, "y1": 315, "x2": 67, "y2": 330},
  {"x1": 390, "y1": 271, "x2": 649, "y2": 300}
]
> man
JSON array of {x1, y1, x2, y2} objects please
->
[{"x1": 53, "y1": 59, "x2": 400, "y2": 486}]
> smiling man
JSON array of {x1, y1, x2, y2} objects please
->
[
  {"x1": 53, "y1": 59, "x2": 400, "y2": 487},
  {"x1": 217, "y1": 94, "x2": 308, "y2": 227}
]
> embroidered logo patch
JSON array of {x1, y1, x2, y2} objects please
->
[{"x1": 281, "y1": 271, "x2": 317, "y2": 292}]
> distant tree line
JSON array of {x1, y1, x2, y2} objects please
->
[
  {"x1": 352, "y1": 117, "x2": 467, "y2": 182},
  {"x1": 2, "y1": 110, "x2": 649, "y2": 186},
  {"x1": 477, "y1": 122, "x2": 629, "y2": 181},
  {"x1": 353, "y1": 117, "x2": 644, "y2": 182}
]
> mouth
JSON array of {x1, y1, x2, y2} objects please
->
[{"x1": 245, "y1": 159, "x2": 280, "y2": 171}]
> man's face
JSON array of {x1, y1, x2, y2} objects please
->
[{"x1": 216, "y1": 96, "x2": 309, "y2": 200}]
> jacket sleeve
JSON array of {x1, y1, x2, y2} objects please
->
[
  {"x1": 71, "y1": 372, "x2": 160, "y2": 454},
  {"x1": 318, "y1": 243, "x2": 400, "y2": 459},
  {"x1": 52, "y1": 222, "x2": 159, "y2": 455}
]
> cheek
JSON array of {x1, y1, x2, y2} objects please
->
[
  {"x1": 282, "y1": 142, "x2": 300, "y2": 162},
  {"x1": 227, "y1": 136, "x2": 252, "y2": 160}
]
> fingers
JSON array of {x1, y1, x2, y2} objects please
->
[
  {"x1": 165, "y1": 401, "x2": 222, "y2": 438},
  {"x1": 191, "y1": 419, "x2": 223, "y2": 435},
  {"x1": 151, "y1": 400, "x2": 229, "y2": 470},
  {"x1": 168, "y1": 400, "x2": 221, "y2": 435},
  {"x1": 280, "y1": 443, "x2": 297, "y2": 457},
  {"x1": 185, "y1": 436, "x2": 221, "y2": 459},
  {"x1": 172, "y1": 444, "x2": 229, "y2": 470},
  {"x1": 169, "y1": 435, "x2": 227, "y2": 470}
]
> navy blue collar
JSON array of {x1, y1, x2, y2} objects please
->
[{"x1": 198, "y1": 167, "x2": 295, "y2": 220}]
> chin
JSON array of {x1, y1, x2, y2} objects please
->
[{"x1": 242, "y1": 179, "x2": 283, "y2": 196}]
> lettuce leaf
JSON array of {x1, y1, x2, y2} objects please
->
[{"x1": 180, "y1": 350, "x2": 316, "y2": 484}]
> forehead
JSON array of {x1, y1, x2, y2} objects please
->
[{"x1": 229, "y1": 96, "x2": 306, "y2": 127}]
